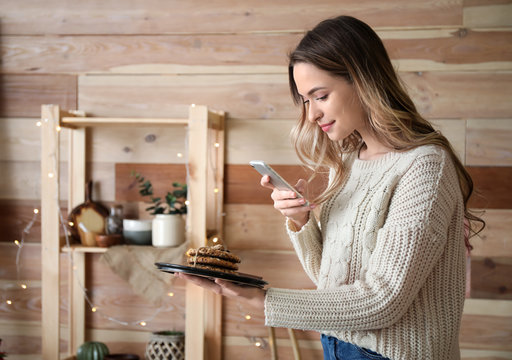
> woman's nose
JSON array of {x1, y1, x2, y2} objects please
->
[{"x1": 307, "y1": 103, "x2": 322, "y2": 123}]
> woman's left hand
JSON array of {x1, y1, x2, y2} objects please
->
[{"x1": 175, "y1": 272, "x2": 266, "y2": 311}]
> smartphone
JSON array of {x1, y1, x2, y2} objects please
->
[{"x1": 249, "y1": 160, "x2": 309, "y2": 206}]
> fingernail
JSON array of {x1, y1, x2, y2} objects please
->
[{"x1": 299, "y1": 198, "x2": 305, "y2": 204}]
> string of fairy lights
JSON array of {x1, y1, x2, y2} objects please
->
[{"x1": 3, "y1": 107, "x2": 266, "y2": 349}]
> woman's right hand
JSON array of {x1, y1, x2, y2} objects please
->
[{"x1": 260, "y1": 175, "x2": 315, "y2": 230}]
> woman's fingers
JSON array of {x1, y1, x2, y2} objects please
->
[
  {"x1": 295, "y1": 178, "x2": 307, "y2": 193},
  {"x1": 260, "y1": 175, "x2": 274, "y2": 190},
  {"x1": 175, "y1": 273, "x2": 222, "y2": 294},
  {"x1": 176, "y1": 273, "x2": 266, "y2": 310}
]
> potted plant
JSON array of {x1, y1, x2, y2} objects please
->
[{"x1": 131, "y1": 172, "x2": 187, "y2": 247}]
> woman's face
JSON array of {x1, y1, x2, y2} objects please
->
[{"x1": 293, "y1": 62, "x2": 367, "y2": 141}]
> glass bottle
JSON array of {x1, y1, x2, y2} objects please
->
[{"x1": 105, "y1": 205, "x2": 123, "y2": 235}]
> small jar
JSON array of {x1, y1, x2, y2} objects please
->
[{"x1": 105, "y1": 205, "x2": 123, "y2": 235}]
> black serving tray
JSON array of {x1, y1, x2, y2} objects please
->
[{"x1": 155, "y1": 262, "x2": 268, "y2": 288}]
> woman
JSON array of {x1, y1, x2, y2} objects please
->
[{"x1": 176, "y1": 15, "x2": 484, "y2": 359}]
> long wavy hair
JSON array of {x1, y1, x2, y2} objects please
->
[{"x1": 288, "y1": 15, "x2": 484, "y2": 244}]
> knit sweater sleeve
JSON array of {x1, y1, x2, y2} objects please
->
[
  {"x1": 264, "y1": 150, "x2": 461, "y2": 331},
  {"x1": 285, "y1": 214, "x2": 323, "y2": 285}
]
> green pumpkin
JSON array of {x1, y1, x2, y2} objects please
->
[{"x1": 77, "y1": 341, "x2": 109, "y2": 360}]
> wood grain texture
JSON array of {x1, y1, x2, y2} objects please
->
[
  {"x1": 0, "y1": 199, "x2": 43, "y2": 243},
  {"x1": 385, "y1": 29, "x2": 512, "y2": 65},
  {"x1": 2, "y1": 30, "x2": 511, "y2": 74},
  {"x1": 400, "y1": 72, "x2": 512, "y2": 119},
  {"x1": 470, "y1": 210, "x2": 512, "y2": 258},
  {"x1": 466, "y1": 119, "x2": 512, "y2": 166},
  {"x1": 225, "y1": 204, "x2": 291, "y2": 251},
  {"x1": 0, "y1": 0, "x2": 462, "y2": 35},
  {"x1": 460, "y1": 313, "x2": 512, "y2": 351},
  {"x1": 0, "y1": 75, "x2": 77, "y2": 117},
  {"x1": 464, "y1": 2, "x2": 512, "y2": 28},
  {"x1": 467, "y1": 167, "x2": 512, "y2": 209},
  {"x1": 470, "y1": 257, "x2": 512, "y2": 299}
]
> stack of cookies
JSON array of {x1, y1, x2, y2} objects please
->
[{"x1": 186, "y1": 244, "x2": 241, "y2": 273}]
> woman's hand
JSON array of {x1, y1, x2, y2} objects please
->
[
  {"x1": 261, "y1": 175, "x2": 315, "y2": 230},
  {"x1": 175, "y1": 272, "x2": 266, "y2": 311}
]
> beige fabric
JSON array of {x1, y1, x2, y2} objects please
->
[{"x1": 100, "y1": 242, "x2": 188, "y2": 305}]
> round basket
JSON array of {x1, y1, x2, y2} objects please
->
[{"x1": 145, "y1": 332, "x2": 185, "y2": 360}]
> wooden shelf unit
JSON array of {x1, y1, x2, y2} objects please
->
[{"x1": 40, "y1": 104, "x2": 225, "y2": 360}]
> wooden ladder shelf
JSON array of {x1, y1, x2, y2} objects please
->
[{"x1": 40, "y1": 104, "x2": 225, "y2": 360}]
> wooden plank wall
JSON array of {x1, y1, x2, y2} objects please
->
[{"x1": 1, "y1": 0, "x2": 511, "y2": 358}]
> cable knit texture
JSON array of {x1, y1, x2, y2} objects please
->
[{"x1": 264, "y1": 145, "x2": 466, "y2": 360}]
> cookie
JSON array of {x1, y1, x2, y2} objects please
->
[
  {"x1": 186, "y1": 246, "x2": 241, "y2": 263},
  {"x1": 191, "y1": 263, "x2": 238, "y2": 274},
  {"x1": 187, "y1": 256, "x2": 239, "y2": 270}
]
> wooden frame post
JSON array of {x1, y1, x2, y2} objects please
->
[
  {"x1": 41, "y1": 105, "x2": 61, "y2": 359},
  {"x1": 67, "y1": 116, "x2": 87, "y2": 354},
  {"x1": 185, "y1": 105, "x2": 224, "y2": 360},
  {"x1": 185, "y1": 105, "x2": 209, "y2": 359}
]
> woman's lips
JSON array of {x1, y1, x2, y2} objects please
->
[{"x1": 320, "y1": 120, "x2": 335, "y2": 132}]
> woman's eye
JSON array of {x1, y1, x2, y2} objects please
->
[{"x1": 316, "y1": 94, "x2": 328, "y2": 101}]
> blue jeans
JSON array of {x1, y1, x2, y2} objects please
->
[{"x1": 320, "y1": 334, "x2": 390, "y2": 360}]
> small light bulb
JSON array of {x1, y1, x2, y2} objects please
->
[
  {"x1": 191, "y1": 104, "x2": 196, "y2": 107},
  {"x1": 245, "y1": 314, "x2": 251, "y2": 320},
  {"x1": 212, "y1": 237, "x2": 219, "y2": 243},
  {"x1": 168, "y1": 292, "x2": 174, "y2": 297},
  {"x1": 6, "y1": 300, "x2": 12, "y2": 305},
  {"x1": 177, "y1": 152, "x2": 183, "y2": 158},
  {"x1": 21, "y1": 284, "x2": 27, "y2": 289},
  {"x1": 185, "y1": 200, "x2": 190, "y2": 206},
  {"x1": 68, "y1": 221, "x2": 74, "y2": 227},
  {"x1": 214, "y1": 143, "x2": 220, "y2": 148},
  {"x1": 56, "y1": 126, "x2": 62, "y2": 132},
  {"x1": 14, "y1": 239, "x2": 20, "y2": 246},
  {"x1": 33, "y1": 208, "x2": 39, "y2": 214},
  {"x1": 36, "y1": 121, "x2": 42, "y2": 127},
  {"x1": 140, "y1": 321, "x2": 147, "y2": 326},
  {"x1": 91, "y1": 307, "x2": 97, "y2": 312},
  {"x1": 214, "y1": 188, "x2": 219, "y2": 193},
  {"x1": 254, "y1": 341, "x2": 261, "y2": 347},
  {"x1": 48, "y1": 172, "x2": 54, "y2": 178}
]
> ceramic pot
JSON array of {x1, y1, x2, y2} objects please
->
[
  {"x1": 122, "y1": 219, "x2": 152, "y2": 245},
  {"x1": 152, "y1": 214, "x2": 185, "y2": 247},
  {"x1": 145, "y1": 331, "x2": 184, "y2": 360}
]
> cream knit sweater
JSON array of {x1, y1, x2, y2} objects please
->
[{"x1": 264, "y1": 145, "x2": 466, "y2": 360}]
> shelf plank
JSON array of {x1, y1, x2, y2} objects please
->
[
  {"x1": 60, "y1": 117, "x2": 189, "y2": 127},
  {"x1": 61, "y1": 246, "x2": 108, "y2": 253}
]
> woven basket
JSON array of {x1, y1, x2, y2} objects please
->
[{"x1": 145, "y1": 332, "x2": 185, "y2": 360}]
